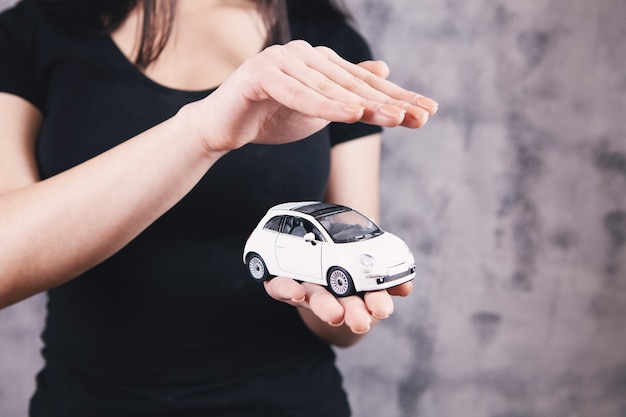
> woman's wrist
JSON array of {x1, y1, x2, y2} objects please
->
[{"x1": 174, "y1": 99, "x2": 231, "y2": 160}]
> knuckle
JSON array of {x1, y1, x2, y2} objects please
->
[
  {"x1": 260, "y1": 43, "x2": 286, "y2": 59},
  {"x1": 313, "y1": 45, "x2": 337, "y2": 58},
  {"x1": 285, "y1": 39, "x2": 312, "y2": 51},
  {"x1": 343, "y1": 76, "x2": 364, "y2": 92},
  {"x1": 385, "y1": 98, "x2": 400, "y2": 106},
  {"x1": 317, "y1": 77, "x2": 337, "y2": 93},
  {"x1": 286, "y1": 84, "x2": 308, "y2": 108},
  {"x1": 246, "y1": 49, "x2": 274, "y2": 70},
  {"x1": 361, "y1": 71, "x2": 381, "y2": 86}
]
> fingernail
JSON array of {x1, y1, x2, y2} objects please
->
[
  {"x1": 372, "y1": 312, "x2": 390, "y2": 320},
  {"x1": 291, "y1": 296, "x2": 305, "y2": 303},
  {"x1": 414, "y1": 95, "x2": 439, "y2": 114},
  {"x1": 329, "y1": 319, "x2": 345, "y2": 327},
  {"x1": 353, "y1": 325, "x2": 371, "y2": 334},
  {"x1": 404, "y1": 107, "x2": 429, "y2": 125},
  {"x1": 378, "y1": 104, "x2": 406, "y2": 121},
  {"x1": 343, "y1": 103, "x2": 364, "y2": 115}
]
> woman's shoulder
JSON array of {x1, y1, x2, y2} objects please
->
[
  {"x1": 1, "y1": 1, "x2": 36, "y2": 32},
  {"x1": 0, "y1": 0, "x2": 69, "y2": 50},
  {"x1": 1, "y1": 0, "x2": 95, "y2": 41},
  {"x1": 0, "y1": 0, "x2": 101, "y2": 110},
  {"x1": 0, "y1": 0, "x2": 49, "y2": 29},
  {"x1": 0, "y1": 1, "x2": 52, "y2": 110}
]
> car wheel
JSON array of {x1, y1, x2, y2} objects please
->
[
  {"x1": 327, "y1": 267, "x2": 355, "y2": 297},
  {"x1": 247, "y1": 253, "x2": 270, "y2": 282}
]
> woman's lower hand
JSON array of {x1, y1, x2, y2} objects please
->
[
  {"x1": 264, "y1": 276, "x2": 413, "y2": 345},
  {"x1": 185, "y1": 40, "x2": 438, "y2": 154}
]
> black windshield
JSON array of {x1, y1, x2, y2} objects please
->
[{"x1": 316, "y1": 209, "x2": 383, "y2": 243}]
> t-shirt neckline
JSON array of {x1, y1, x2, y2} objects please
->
[{"x1": 102, "y1": 34, "x2": 218, "y2": 99}]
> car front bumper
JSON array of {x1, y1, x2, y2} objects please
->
[
  {"x1": 353, "y1": 263, "x2": 415, "y2": 292},
  {"x1": 371, "y1": 265, "x2": 415, "y2": 285},
  {"x1": 367, "y1": 264, "x2": 415, "y2": 284}
]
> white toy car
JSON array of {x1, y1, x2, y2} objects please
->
[{"x1": 243, "y1": 202, "x2": 415, "y2": 297}]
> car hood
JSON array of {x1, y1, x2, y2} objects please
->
[{"x1": 339, "y1": 232, "x2": 412, "y2": 261}]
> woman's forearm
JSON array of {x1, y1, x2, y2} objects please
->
[
  {"x1": 0, "y1": 40, "x2": 436, "y2": 309},
  {"x1": 0, "y1": 103, "x2": 224, "y2": 308}
]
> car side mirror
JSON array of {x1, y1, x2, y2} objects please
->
[{"x1": 303, "y1": 232, "x2": 316, "y2": 245}]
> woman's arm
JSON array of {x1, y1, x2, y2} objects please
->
[
  {"x1": 0, "y1": 42, "x2": 436, "y2": 309},
  {"x1": 0, "y1": 93, "x2": 223, "y2": 309},
  {"x1": 324, "y1": 133, "x2": 381, "y2": 222}
]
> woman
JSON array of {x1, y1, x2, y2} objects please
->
[{"x1": 0, "y1": 0, "x2": 437, "y2": 415}]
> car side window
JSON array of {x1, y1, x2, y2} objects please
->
[
  {"x1": 308, "y1": 222, "x2": 325, "y2": 242},
  {"x1": 290, "y1": 217, "x2": 308, "y2": 237},
  {"x1": 263, "y1": 216, "x2": 283, "y2": 232},
  {"x1": 282, "y1": 216, "x2": 295, "y2": 234},
  {"x1": 286, "y1": 217, "x2": 325, "y2": 242}
]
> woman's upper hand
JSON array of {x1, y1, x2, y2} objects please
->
[
  {"x1": 184, "y1": 40, "x2": 438, "y2": 153},
  {"x1": 263, "y1": 276, "x2": 413, "y2": 347}
]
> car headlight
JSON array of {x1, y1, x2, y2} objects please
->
[{"x1": 360, "y1": 254, "x2": 375, "y2": 267}]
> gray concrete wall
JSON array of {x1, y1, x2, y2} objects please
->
[
  {"x1": 0, "y1": 7, "x2": 45, "y2": 417},
  {"x1": 336, "y1": 1, "x2": 626, "y2": 416},
  {"x1": 1, "y1": 0, "x2": 625, "y2": 416}
]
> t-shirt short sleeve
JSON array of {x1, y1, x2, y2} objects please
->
[
  {"x1": 0, "y1": 2, "x2": 46, "y2": 110},
  {"x1": 291, "y1": 17, "x2": 383, "y2": 147},
  {"x1": 327, "y1": 22, "x2": 383, "y2": 146}
]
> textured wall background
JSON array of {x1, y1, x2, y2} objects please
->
[
  {"x1": 1, "y1": 0, "x2": 625, "y2": 416},
  {"x1": 336, "y1": 0, "x2": 626, "y2": 416}
]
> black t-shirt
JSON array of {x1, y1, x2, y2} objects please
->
[{"x1": 0, "y1": 1, "x2": 382, "y2": 416}]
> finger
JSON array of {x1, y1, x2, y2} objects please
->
[
  {"x1": 264, "y1": 276, "x2": 306, "y2": 304},
  {"x1": 357, "y1": 60, "x2": 390, "y2": 79},
  {"x1": 265, "y1": 41, "x2": 425, "y2": 128},
  {"x1": 312, "y1": 46, "x2": 439, "y2": 117},
  {"x1": 287, "y1": 45, "x2": 436, "y2": 127},
  {"x1": 338, "y1": 295, "x2": 373, "y2": 334},
  {"x1": 263, "y1": 45, "x2": 407, "y2": 127},
  {"x1": 387, "y1": 281, "x2": 413, "y2": 297},
  {"x1": 363, "y1": 290, "x2": 395, "y2": 320},
  {"x1": 302, "y1": 283, "x2": 345, "y2": 326},
  {"x1": 241, "y1": 54, "x2": 366, "y2": 124}
]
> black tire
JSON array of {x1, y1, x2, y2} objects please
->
[
  {"x1": 246, "y1": 253, "x2": 270, "y2": 282},
  {"x1": 327, "y1": 267, "x2": 355, "y2": 297}
]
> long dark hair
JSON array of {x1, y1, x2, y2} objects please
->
[{"x1": 37, "y1": 0, "x2": 351, "y2": 68}]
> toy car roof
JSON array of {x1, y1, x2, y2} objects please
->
[{"x1": 267, "y1": 202, "x2": 351, "y2": 218}]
